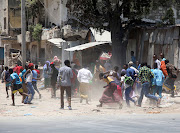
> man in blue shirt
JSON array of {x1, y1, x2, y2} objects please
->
[
  {"x1": 125, "y1": 63, "x2": 136, "y2": 106},
  {"x1": 9, "y1": 69, "x2": 31, "y2": 106},
  {"x1": 32, "y1": 68, "x2": 41, "y2": 99},
  {"x1": 126, "y1": 64, "x2": 136, "y2": 81},
  {"x1": 152, "y1": 63, "x2": 165, "y2": 98}
]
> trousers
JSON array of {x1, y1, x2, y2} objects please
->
[{"x1": 138, "y1": 82, "x2": 158, "y2": 106}]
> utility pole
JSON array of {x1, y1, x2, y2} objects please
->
[{"x1": 21, "y1": 0, "x2": 26, "y2": 67}]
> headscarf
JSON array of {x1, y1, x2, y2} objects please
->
[{"x1": 43, "y1": 61, "x2": 50, "y2": 69}]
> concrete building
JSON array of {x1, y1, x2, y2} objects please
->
[
  {"x1": 0, "y1": 0, "x2": 21, "y2": 36},
  {"x1": 44, "y1": 0, "x2": 68, "y2": 28}
]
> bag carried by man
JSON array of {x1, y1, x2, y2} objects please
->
[{"x1": 124, "y1": 76, "x2": 134, "y2": 86}]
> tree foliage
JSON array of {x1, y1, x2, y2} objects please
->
[
  {"x1": 66, "y1": 0, "x2": 176, "y2": 46},
  {"x1": 25, "y1": 0, "x2": 39, "y2": 22},
  {"x1": 20, "y1": 0, "x2": 43, "y2": 25},
  {"x1": 32, "y1": 24, "x2": 42, "y2": 42},
  {"x1": 162, "y1": 8, "x2": 175, "y2": 25},
  {"x1": 67, "y1": 0, "x2": 175, "y2": 29},
  {"x1": 66, "y1": 0, "x2": 177, "y2": 66}
]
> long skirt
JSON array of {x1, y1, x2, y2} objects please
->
[
  {"x1": 99, "y1": 82, "x2": 120, "y2": 103},
  {"x1": 79, "y1": 83, "x2": 89, "y2": 99}
]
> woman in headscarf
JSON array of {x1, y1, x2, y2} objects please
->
[
  {"x1": 97, "y1": 73, "x2": 122, "y2": 109},
  {"x1": 53, "y1": 56, "x2": 61, "y2": 68},
  {"x1": 43, "y1": 61, "x2": 51, "y2": 89}
]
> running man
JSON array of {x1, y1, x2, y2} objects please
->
[
  {"x1": 9, "y1": 69, "x2": 31, "y2": 106},
  {"x1": 4, "y1": 66, "x2": 11, "y2": 98}
]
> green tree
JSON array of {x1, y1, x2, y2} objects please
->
[
  {"x1": 20, "y1": 0, "x2": 43, "y2": 25},
  {"x1": 32, "y1": 24, "x2": 42, "y2": 41},
  {"x1": 66, "y1": 0, "x2": 175, "y2": 67},
  {"x1": 162, "y1": 8, "x2": 175, "y2": 25},
  {"x1": 32, "y1": 24, "x2": 42, "y2": 63}
]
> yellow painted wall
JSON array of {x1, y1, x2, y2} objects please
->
[{"x1": 9, "y1": 9, "x2": 21, "y2": 28}]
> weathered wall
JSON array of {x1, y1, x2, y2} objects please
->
[
  {"x1": 126, "y1": 39, "x2": 136, "y2": 64},
  {"x1": 45, "y1": 41, "x2": 62, "y2": 64},
  {"x1": 8, "y1": 0, "x2": 21, "y2": 36},
  {"x1": 45, "y1": 0, "x2": 67, "y2": 27},
  {"x1": 0, "y1": 0, "x2": 8, "y2": 34},
  {"x1": 9, "y1": 9, "x2": 21, "y2": 29},
  {"x1": 129, "y1": 26, "x2": 180, "y2": 68}
]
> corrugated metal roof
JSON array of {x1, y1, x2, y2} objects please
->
[
  {"x1": 90, "y1": 28, "x2": 111, "y2": 42},
  {"x1": 65, "y1": 41, "x2": 110, "y2": 51},
  {"x1": 48, "y1": 38, "x2": 66, "y2": 48}
]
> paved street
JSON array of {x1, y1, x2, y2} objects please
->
[{"x1": 0, "y1": 114, "x2": 180, "y2": 133}]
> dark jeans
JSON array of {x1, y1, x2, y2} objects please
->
[
  {"x1": 125, "y1": 86, "x2": 135, "y2": 106},
  {"x1": 60, "y1": 86, "x2": 71, "y2": 108},
  {"x1": 138, "y1": 82, "x2": 159, "y2": 106}
]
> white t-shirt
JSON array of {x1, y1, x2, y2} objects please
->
[
  {"x1": 26, "y1": 70, "x2": 33, "y2": 82},
  {"x1": 155, "y1": 59, "x2": 161, "y2": 69},
  {"x1": 77, "y1": 68, "x2": 93, "y2": 83},
  {"x1": 121, "y1": 76, "x2": 130, "y2": 89}
]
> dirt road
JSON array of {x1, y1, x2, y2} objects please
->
[{"x1": 0, "y1": 81, "x2": 180, "y2": 117}]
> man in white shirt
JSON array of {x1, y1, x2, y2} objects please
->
[
  {"x1": 153, "y1": 54, "x2": 161, "y2": 69},
  {"x1": 77, "y1": 66, "x2": 93, "y2": 104}
]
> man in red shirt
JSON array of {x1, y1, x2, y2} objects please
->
[
  {"x1": 13, "y1": 65, "x2": 23, "y2": 75},
  {"x1": 35, "y1": 65, "x2": 40, "y2": 75},
  {"x1": 13, "y1": 65, "x2": 18, "y2": 73}
]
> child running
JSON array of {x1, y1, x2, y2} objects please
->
[{"x1": 9, "y1": 69, "x2": 31, "y2": 106}]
